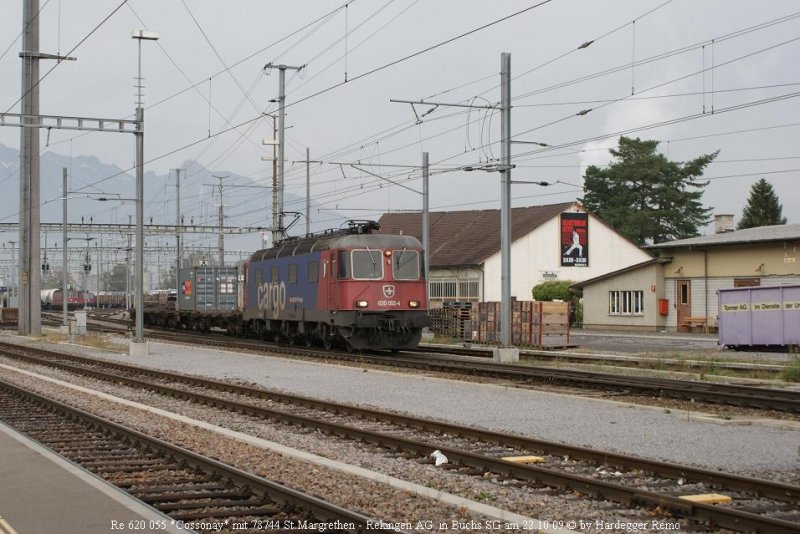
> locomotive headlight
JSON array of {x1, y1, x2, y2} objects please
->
[
  {"x1": 409, "y1": 300, "x2": 420, "y2": 308},
  {"x1": 355, "y1": 300, "x2": 369, "y2": 308}
]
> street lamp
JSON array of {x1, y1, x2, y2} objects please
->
[{"x1": 131, "y1": 29, "x2": 159, "y2": 350}]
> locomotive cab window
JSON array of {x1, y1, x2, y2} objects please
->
[
  {"x1": 392, "y1": 249, "x2": 419, "y2": 280},
  {"x1": 351, "y1": 249, "x2": 383, "y2": 279}
]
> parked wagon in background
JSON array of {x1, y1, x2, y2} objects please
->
[
  {"x1": 40, "y1": 289, "x2": 94, "y2": 310},
  {"x1": 718, "y1": 284, "x2": 800, "y2": 351}
]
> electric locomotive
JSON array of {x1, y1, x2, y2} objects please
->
[{"x1": 242, "y1": 221, "x2": 429, "y2": 350}]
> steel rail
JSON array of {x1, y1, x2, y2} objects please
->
[
  {"x1": 2, "y1": 344, "x2": 799, "y2": 532},
  {"x1": 0, "y1": 377, "x2": 405, "y2": 534},
  {"x1": 3, "y1": 340, "x2": 797, "y2": 502}
]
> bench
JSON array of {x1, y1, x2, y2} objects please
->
[{"x1": 681, "y1": 316, "x2": 708, "y2": 333}]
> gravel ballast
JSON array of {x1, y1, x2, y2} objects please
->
[{"x1": 12, "y1": 334, "x2": 799, "y2": 473}]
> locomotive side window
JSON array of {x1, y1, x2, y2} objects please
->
[
  {"x1": 271, "y1": 265, "x2": 278, "y2": 283},
  {"x1": 288, "y1": 263, "x2": 297, "y2": 284},
  {"x1": 308, "y1": 261, "x2": 318, "y2": 282},
  {"x1": 392, "y1": 249, "x2": 419, "y2": 280},
  {"x1": 255, "y1": 268, "x2": 262, "y2": 284},
  {"x1": 351, "y1": 249, "x2": 383, "y2": 279},
  {"x1": 337, "y1": 251, "x2": 351, "y2": 279}
]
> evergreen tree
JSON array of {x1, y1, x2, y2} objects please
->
[
  {"x1": 580, "y1": 136, "x2": 718, "y2": 245},
  {"x1": 737, "y1": 178, "x2": 787, "y2": 229}
]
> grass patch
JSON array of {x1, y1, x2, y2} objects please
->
[{"x1": 782, "y1": 357, "x2": 800, "y2": 383}]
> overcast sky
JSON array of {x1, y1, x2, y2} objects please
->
[{"x1": 1, "y1": 0, "x2": 799, "y2": 249}]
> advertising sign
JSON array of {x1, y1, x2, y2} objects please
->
[{"x1": 560, "y1": 212, "x2": 588, "y2": 267}]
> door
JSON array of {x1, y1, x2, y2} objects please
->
[
  {"x1": 676, "y1": 279, "x2": 691, "y2": 332},
  {"x1": 327, "y1": 251, "x2": 337, "y2": 309}
]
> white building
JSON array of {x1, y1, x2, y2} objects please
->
[{"x1": 379, "y1": 202, "x2": 652, "y2": 307}]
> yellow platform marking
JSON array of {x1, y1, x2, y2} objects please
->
[
  {"x1": 501, "y1": 455, "x2": 545, "y2": 464},
  {"x1": 679, "y1": 493, "x2": 732, "y2": 504},
  {"x1": 0, "y1": 515, "x2": 20, "y2": 534}
]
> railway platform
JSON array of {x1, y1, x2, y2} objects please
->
[{"x1": 0, "y1": 421, "x2": 184, "y2": 534}]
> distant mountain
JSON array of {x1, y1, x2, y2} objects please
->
[{"x1": 0, "y1": 144, "x2": 330, "y2": 251}]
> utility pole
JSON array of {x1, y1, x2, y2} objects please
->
[
  {"x1": 389, "y1": 53, "x2": 518, "y2": 360},
  {"x1": 295, "y1": 148, "x2": 322, "y2": 236},
  {"x1": 173, "y1": 168, "x2": 182, "y2": 300},
  {"x1": 499, "y1": 52, "x2": 515, "y2": 353},
  {"x1": 126, "y1": 228, "x2": 132, "y2": 310},
  {"x1": 62, "y1": 168, "x2": 68, "y2": 326},
  {"x1": 8, "y1": 242, "x2": 17, "y2": 308},
  {"x1": 17, "y1": 0, "x2": 75, "y2": 334},
  {"x1": 211, "y1": 175, "x2": 227, "y2": 266},
  {"x1": 264, "y1": 62, "x2": 304, "y2": 242},
  {"x1": 422, "y1": 152, "x2": 430, "y2": 308},
  {"x1": 306, "y1": 148, "x2": 311, "y2": 235},
  {"x1": 18, "y1": 0, "x2": 41, "y2": 335}
]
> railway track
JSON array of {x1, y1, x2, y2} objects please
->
[
  {"x1": 89, "y1": 322, "x2": 800, "y2": 414},
  {"x1": 2, "y1": 341, "x2": 799, "y2": 533},
  {"x1": 38, "y1": 313, "x2": 800, "y2": 413},
  {"x1": 0, "y1": 378, "x2": 399, "y2": 534}
]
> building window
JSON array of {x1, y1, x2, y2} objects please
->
[
  {"x1": 609, "y1": 290, "x2": 644, "y2": 315},
  {"x1": 734, "y1": 278, "x2": 760, "y2": 287},
  {"x1": 429, "y1": 278, "x2": 479, "y2": 301}
]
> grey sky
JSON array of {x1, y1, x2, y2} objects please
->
[{"x1": 1, "y1": 0, "x2": 799, "y2": 247}]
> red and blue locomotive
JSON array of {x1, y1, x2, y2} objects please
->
[
  {"x1": 141, "y1": 221, "x2": 429, "y2": 351},
  {"x1": 242, "y1": 221, "x2": 429, "y2": 350}
]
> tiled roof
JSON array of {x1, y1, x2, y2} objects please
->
[
  {"x1": 378, "y1": 202, "x2": 575, "y2": 266},
  {"x1": 646, "y1": 223, "x2": 800, "y2": 249}
]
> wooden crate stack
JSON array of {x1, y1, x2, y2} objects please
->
[{"x1": 472, "y1": 300, "x2": 569, "y2": 347}]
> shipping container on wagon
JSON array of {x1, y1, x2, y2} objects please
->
[
  {"x1": 718, "y1": 284, "x2": 800, "y2": 349},
  {"x1": 177, "y1": 266, "x2": 238, "y2": 312}
]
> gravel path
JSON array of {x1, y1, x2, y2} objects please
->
[{"x1": 12, "y1": 333, "x2": 799, "y2": 474}]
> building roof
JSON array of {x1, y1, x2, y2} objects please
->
[
  {"x1": 646, "y1": 223, "x2": 800, "y2": 250},
  {"x1": 570, "y1": 257, "x2": 671, "y2": 289},
  {"x1": 378, "y1": 202, "x2": 575, "y2": 266}
]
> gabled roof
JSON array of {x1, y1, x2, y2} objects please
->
[
  {"x1": 378, "y1": 202, "x2": 575, "y2": 266},
  {"x1": 646, "y1": 223, "x2": 800, "y2": 250},
  {"x1": 570, "y1": 257, "x2": 671, "y2": 288}
]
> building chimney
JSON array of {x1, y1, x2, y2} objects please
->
[{"x1": 714, "y1": 214, "x2": 735, "y2": 234}]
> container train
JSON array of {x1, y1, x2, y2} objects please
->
[{"x1": 140, "y1": 221, "x2": 430, "y2": 351}]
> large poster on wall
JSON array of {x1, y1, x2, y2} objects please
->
[{"x1": 560, "y1": 212, "x2": 588, "y2": 267}]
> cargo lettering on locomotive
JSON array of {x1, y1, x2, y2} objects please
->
[{"x1": 257, "y1": 281, "x2": 286, "y2": 318}]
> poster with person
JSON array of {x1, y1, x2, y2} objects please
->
[{"x1": 560, "y1": 212, "x2": 588, "y2": 267}]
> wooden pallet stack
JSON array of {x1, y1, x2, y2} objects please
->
[
  {"x1": 429, "y1": 301, "x2": 473, "y2": 339},
  {"x1": 471, "y1": 300, "x2": 569, "y2": 347}
]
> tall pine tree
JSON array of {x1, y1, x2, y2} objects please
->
[
  {"x1": 580, "y1": 136, "x2": 718, "y2": 245},
  {"x1": 737, "y1": 178, "x2": 787, "y2": 229}
]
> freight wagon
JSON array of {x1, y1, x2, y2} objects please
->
[{"x1": 718, "y1": 284, "x2": 800, "y2": 350}]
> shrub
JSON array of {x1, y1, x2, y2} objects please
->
[{"x1": 531, "y1": 280, "x2": 575, "y2": 301}]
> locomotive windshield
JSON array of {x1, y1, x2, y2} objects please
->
[
  {"x1": 392, "y1": 249, "x2": 419, "y2": 280},
  {"x1": 351, "y1": 249, "x2": 383, "y2": 279}
]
